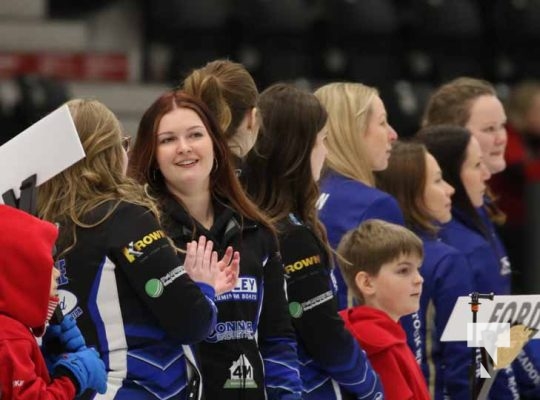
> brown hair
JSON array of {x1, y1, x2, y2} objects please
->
[
  {"x1": 337, "y1": 219, "x2": 423, "y2": 303},
  {"x1": 415, "y1": 125, "x2": 488, "y2": 237},
  {"x1": 128, "y1": 90, "x2": 274, "y2": 233},
  {"x1": 422, "y1": 77, "x2": 504, "y2": 224},
  {"x1": 376, "y1": 140, "x2": 438, "y2": 235},
  {"x1": 183, "y1": 59, "x2": 258, "y2": 149},
  {"x1": 243, "y1": 83, "x2": 330, "y2": 254},
  {"x1": 422, "y1": 77, "x2": 496, "y2": 127}
]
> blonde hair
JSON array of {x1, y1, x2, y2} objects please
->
[
  {"x1": 314, "y1": 82, "x2": 378, "y2": 186},
  {"x1": 38, "y1": 99, "x2": 160, "y2": 257},
  {"x1": 337, "y1": 219, "x2": 423, "y2": 304}
]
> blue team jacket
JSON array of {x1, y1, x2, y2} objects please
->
[
  {"x1": 318, "y1": 171, "x2": 405, "y2": 310},
  {"x1": 401, "y1": 230, "x2": 474, "y2": 399},
  {"x1": 439, "y1": 207, "x2": 523, "y2": 399},
  {"x1": 477, "y1": 206, "x2": 540, "y2": 398}
]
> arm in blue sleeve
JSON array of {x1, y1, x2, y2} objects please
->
[
  {"x1": 110, "y1": 204, "x2": 217, "y2": 344},
  {"x1": 513, "y1": 340, "x2": 540, "y2": 398},
  {"x1": 281, "y1": 227, "x2": 382, "y2": 399},
  {"x1": 258, "y1": 247, "x2": 302, "y2": 399},
  {"x1": 433, "y1": 251, "x2": 474, "y2": 399}
]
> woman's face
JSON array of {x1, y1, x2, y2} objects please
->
[
  {"x1": 460, "y1": 137, "x2": 492, "y2": 207},
  {"x1": 364, "y1": 96, "x2": 398, "y2": 171},
  {"x1": 465, "y1": 95, "x2": 507, "y2": 175},
  {"x1": 423, "y1": 152, "x2": 454, "y2": 223},
  {"x1": 155, "y1": 107, "x2": 215, "y2": 196},
  {"x1": 310, "y1": 127, "x2": 328, "y2": 182}
]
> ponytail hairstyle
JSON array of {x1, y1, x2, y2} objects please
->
[{"x1": 183, "y1": 59, "x2": 259, "y2": 156}]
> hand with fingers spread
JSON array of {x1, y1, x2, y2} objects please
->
[
  {"x1": 184, "y1": 236, "x2": 219, "y2": 290},
  {"x1": 214, "y1": 246, "x2": 240, "y2": 296}
]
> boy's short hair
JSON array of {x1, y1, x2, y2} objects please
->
[{"x1": 337, "y1": 219, "x2": 423, "y2": 304}]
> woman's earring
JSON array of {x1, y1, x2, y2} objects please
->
[
  {"x1": 212, "y1": 157, "x2": 219, "y2": 173},
  {"x1": 152, "y1": 169, "x2": 159, "y2": 182}
]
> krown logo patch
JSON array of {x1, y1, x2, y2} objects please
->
[
  {"x1": 122, "y1": 229, "x2": 166, "y2": 262},
  {"x1": 145, "y1": 265, "x2": 186, "y2": 298},
  {"x1": 284, "y1": 254, "x2": 321, "y2": 274}
]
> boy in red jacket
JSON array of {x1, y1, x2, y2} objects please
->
[
  {"x1": 337, "y1": 219, "x2": 430, "y2": 400},
  {"x1": 0, "y1": 204, "x2": 107, "y2": 399}
]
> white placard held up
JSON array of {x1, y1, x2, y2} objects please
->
[
  {"x1": 441, "y1": 295, "x2": 540, "y2": 342},
  {"x1": 0, "y1": 105, "x2": 85, "y2": 201}
]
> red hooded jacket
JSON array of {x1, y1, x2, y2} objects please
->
[
  {"x1": 0, "y1": 205, "x2": 76, "y2": 399},
  {"x1": 340, "y1": 305, "x2": 430, "y2": 400}
]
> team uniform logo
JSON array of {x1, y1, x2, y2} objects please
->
[
  {"x1": 122, "y1": 230, "x2": 166, "y2": 263},
  {"x1": 224, "y1": 354, "x2": 257, "y2": 389},
  {"x1": 284, "y1": 254, "x2": 321, "y2": 275},
  {"x1": 206, "y1": 320, "x2": 254, "y2": 343},
  {"x1": 288, "y1": 290, "x2": 333, "y2": 318},
  {"x1": 145, "y1": 266, "x2": 186, "y2": 298},
  {"x1": 500, "y1": 256, "x2": 511, "y2": 276},
  {"x1": 216, "y1": 276, "x2": 258, "y2": 302}
]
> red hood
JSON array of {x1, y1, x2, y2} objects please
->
[
  {"x1": 0, "y1": 205, "x2": 58, "y2": 331},
  {"x1": 340, "y1": 306, "x2": 406, "y2": 355}
]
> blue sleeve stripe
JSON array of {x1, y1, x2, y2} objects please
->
[
  {"x1": 263, "y1": 357, "x2": 300, "y2": 374},
  {"x1": 303, "y1": 377, "x2": 331, "y2": 393},
  {"x1": 358, "y1": 372, "x2": 382, "y2": 399}
]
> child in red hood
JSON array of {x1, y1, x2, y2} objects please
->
[
  {"x1": 336, "y1": 219, "x2": 430, "y2": 400},
  {"x1": 0, "y1": 204, "x2": 106, "y2": 399}
]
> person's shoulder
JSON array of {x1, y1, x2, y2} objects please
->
[
  {"x1": 423, "y1": 236, "x2": 463, "y2": 258},
  {"x1": 440, "y1": 219, "x2": 487, "y2": 250},
  {"x1": 422, "y1": 237, "x2": 471, "y2": 280},
  {"x1": 108, "y1": 200, "x2": 155, "y2": 221},
  {"x1": 322, "y1": 178, "x2": 385, "y2": 207},
  {"x1": 320, "y1": 172, "x2": 366, "y2": 194},
  {"x1": 341, "y1": 306, "x2": 405, "y2": 352},
  {"x1": 278, "y1": 214, "x2": 309, "y2": 234},
  {"x1": 0, "y1": 315, "x2": 33, "y2": 341}
]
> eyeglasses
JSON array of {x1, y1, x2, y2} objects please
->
[{"x1": 121, "y1": 136, "x2": 132, "y2": 152}]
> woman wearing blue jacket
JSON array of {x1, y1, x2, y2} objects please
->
[
  {"x1": 314, "y1": 82, "x2": 403, "y2": 310},
  {"x1": 376, "y1": 140, "x2": 475, "y2": 399},
  {"x1": 416, "y1": 125, "x2": 540, "y2": 399},
  {"x1": 422, "y1": 79, "x2": 540, "y2": 397}
]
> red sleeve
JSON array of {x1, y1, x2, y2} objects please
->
[
  {"x1": 370, "y1": 349, "x2": 414, "y2": 400},
  {"x1": 0, "y1": 339, "x2": 76, "y2": 400}
]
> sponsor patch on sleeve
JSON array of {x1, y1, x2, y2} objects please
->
[{"x1": 122, "y1": 229, "x2": 166, "y2": 263}]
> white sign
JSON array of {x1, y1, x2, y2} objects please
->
[
  {"x1": 0, "y1": 105, "x2": 84, "y2": 201},
  {"x1": 442, "y1": 295, "x2": 540, "y2": 342}
]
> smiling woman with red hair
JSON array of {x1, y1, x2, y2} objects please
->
[{"x1": 129, "y1": 90, "x2": 302, "y2": 400}]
